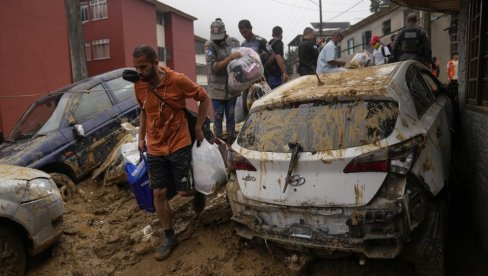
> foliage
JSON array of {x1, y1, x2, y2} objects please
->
[{"x1": 370, "y1": 0, "x2": 391, "y2": 13}]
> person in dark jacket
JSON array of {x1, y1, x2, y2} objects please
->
[
  {"x1": 392, "y1": 12, "x2": 431, "y2": 65},
  {"x1": 298, "y1": 27, "x2": 325, "y2": 76}
]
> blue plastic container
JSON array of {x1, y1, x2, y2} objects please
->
[{"x1": 124, "y1": 155, "x2": 155, "y2": 213}]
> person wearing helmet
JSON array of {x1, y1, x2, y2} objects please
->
[{"x1": 370, "y1": 35, "x2": 392, "y2": 65}]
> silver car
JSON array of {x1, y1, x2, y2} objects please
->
[
  {"x1": 227, "y1": 61, "x2": 453, "y2": 274},
  {"x1": 0, "y1": 165, "x2": 64, "y2": 275}
]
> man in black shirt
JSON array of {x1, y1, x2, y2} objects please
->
[
  {"x1": 267, "y1": 26, "x2": 288, "y2": 89},
  {"x1": 298, "y1": 27, "x2": 324, "y2": 76}
]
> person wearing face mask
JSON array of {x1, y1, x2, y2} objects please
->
[
  {"x1": 370, "y1": 35, "x2": 392, "y2": 65},
  {"x1": 204, "y1": 18, "x2": 241, "y2": 143}
]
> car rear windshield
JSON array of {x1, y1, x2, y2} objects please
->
[{"x1": 237, "y1": 101, "x2": 398, "y2": 152}]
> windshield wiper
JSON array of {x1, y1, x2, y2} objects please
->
[{"x1": 283, "y1": 142, "x2": 303, "y2": 193}]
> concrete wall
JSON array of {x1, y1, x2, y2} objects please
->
[
  {"x1": 0, "y1": 0, "x2": 72, "y2": 134},
  {"x1": 121, "y1": 0, "x2": 157, "y2": 68},
  {"x1": 164, "y1": 13, "x2": 196, "y2": 81},
  {"x1": 457, "y1": 0, "x2": 488, "y2": 254},
  {"x1": 430, "y1": 13, "x2": 451, "y2": 83}
]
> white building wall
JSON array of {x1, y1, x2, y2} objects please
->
[
  {"x1": 156, "y1": 24, "x2": 166, "y2": 67},
  {"x1": 340, "y1": 7, "x2": 407, "y2": 64},
  {"x1": 195, "y1": 53, "x2": 207, "y2": 86}
]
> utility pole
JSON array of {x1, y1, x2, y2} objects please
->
[
  {"x1": 319, "y1": 0, "x2": 323, "y2": 35},
  {"x1": 65, "y1": 0, "x2": 88, "y2": 82}
]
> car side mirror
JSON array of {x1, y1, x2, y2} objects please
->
[{"x1": 74, "y1": 124, "x2": 85, "y2": 137}]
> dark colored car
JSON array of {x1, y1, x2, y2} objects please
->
[{"x1": 0, "y1": 68, "x2": 139, "y2": 190}]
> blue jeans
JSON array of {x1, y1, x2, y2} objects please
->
[
  {"x1": 267, "y1": 74, "x2": 283, "y2": 89},
  {"x1": 211, "y1": 98, "x2": 237, "y2": 139}
]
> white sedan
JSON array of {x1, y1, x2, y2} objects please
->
[{"x1": 226, "y1": 60, "x2": 453, "y2": 275}]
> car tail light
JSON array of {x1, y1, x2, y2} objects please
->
[
  {"x1": 228, "y1": 150, "x2": 257, "y2": 172},
  {"x1": 389, "y1": 135, "x2": 424, "y2": 174},
  {"x1": 343, "y1": 135, "x2": 425, "y2": 174},
  {"x1": 343, "y1": 148, "x2": 389, "y2": 173}
]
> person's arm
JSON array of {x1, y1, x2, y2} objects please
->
[
  {"x1": 275, "y1": 54, "x2": 288, "y2": 82},
  {"x1": 194, "y1": 94, "x2": 210, "y2": 142},
  {"x1": 138, "y1": 109, "x2": 146, "y2": 153},
  {"x1": 423, "y1": 32, "x2": 432, "y2": 65},
  {"x1": 215, "y1": 51, "x2": 241, "y2": 72},
  {"x1": 327, "y1": 60, "x2": 346, "y2": 67}
]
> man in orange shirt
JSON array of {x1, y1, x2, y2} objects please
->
[{"x1": 132, "y1": 45, "x2": 210, "y2": 261}]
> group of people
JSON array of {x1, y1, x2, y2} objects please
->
[
  {"x1": 205, "y1": 18, "x2": 289, "y2": 144},
  {"x1": 129, "y1": 11, "x2": 460, "y2": 263},
  {"x1": 297, "y1": 12, "x2": 435, "y2": 75}
]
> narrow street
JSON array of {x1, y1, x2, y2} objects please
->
[{"x1": 25, "y1": 173, "x2": 488, "y2": 276}]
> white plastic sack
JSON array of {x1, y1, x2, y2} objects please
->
[
  {"x1": 227, "y1": 47, "x2": 264, "y2": 92},
  {"x1": 349, "y1": 52, "x2": 371, "y2": 69},
  {"x1": 192, "y1": 139, "x2": 228, "y2": 195}
]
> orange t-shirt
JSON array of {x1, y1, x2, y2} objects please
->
[{"x1": 135, "y1": 66, "x2": 208, "y2": 156}]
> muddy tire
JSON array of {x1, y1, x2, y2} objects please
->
[
  {"x1": 50, "y1": 173, "x2": 76, "y2": 201},
  {"x1": 402, "y1": 199, "x2": 446, "y2": 276},
  {"x1": 0, "y1": 227, "x2": 26, "y2": 276}
]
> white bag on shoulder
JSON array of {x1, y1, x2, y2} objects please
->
[{"x1": 192, "y1": 139, "x2": 228, "y2": 195}]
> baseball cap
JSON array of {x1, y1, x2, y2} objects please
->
[
  {"x1": 370, "y1": 35, "x2": 380, "y2": 45},
  {"x1": 210, "y1": 19, "x2": 226, "y2": 40}
]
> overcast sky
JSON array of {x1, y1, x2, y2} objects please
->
[{"x1": 160, "y1": 0, "x2": 373, "y2": 47}]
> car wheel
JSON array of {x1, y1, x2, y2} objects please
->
[
  {"x1": 0, "y1": 227, "x2": 26, "y2": 276},
  {"x1": 50, "y1": 172, "x2": 76, "y2": 201},
  {"x1": 403, "y1": 198, "x2": 446, "y2": 276}
]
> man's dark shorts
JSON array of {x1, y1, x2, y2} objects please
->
[{"x1": 146, "y1": 145, "x2": 192, "y2": 192}]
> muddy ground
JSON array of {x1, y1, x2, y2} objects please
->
[{"x1": 26, "y1": 178, "x2": 488, "y2": 276}]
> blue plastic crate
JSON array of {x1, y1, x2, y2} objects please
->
[{"x1": 124, "y1": 155, "x2": 155, "y2": 213}]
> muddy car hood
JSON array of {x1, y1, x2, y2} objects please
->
[
  {"x1": 0, "y1": 135, "x2": 53, "y2": 166},
  {"x1": 0, "y1": 164, "x2": 50, "y2": 181}
]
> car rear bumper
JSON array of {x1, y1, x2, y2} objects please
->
[{"x1": 226, "y1": 173, "x2": 418, "y2": 259}]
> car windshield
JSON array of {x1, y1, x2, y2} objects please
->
[
  {"x1": 8, "y1": 93, "x2": 67, "y2": 141},
  {"x1": 237, "y1": 100, "x2": 399, "y2": 153}
]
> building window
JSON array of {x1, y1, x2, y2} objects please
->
[
  {"x1": 466, "y1": 0, "x2": 487, "y2": 107},
  {"x1": 156, "y1": 11, "x2": 164, "y2": 25},
  {"x1": 337, "y1": 45, "x2": 341, "y2": 58},
  {"x1": 90, "y1": 0, "x2": 107, "y2": 20},
  {"x1": 362, "y1": 31, "x2": 372, "y2": 50},
  {"x1": 158, "y1": 47, "x2": 165, "y2": 62},
  {"x1": 347, "y1": 39, "x2": 354, "y2": 55},
  {"x1": 195, "y1": 41, "x2": 205, "y2": 55},
  {"x1": 85, "y1": 42, "x2": 92, "y2": 61},
  {"x1": 196, "y1": 64, "x2": 207, "y2": 75},
  {"x1": 92, "y1": 39, "x2": 110, "y2": 60},
  {"x1": 165, "y1": 48, "x2": 173, "y2": 61},
  {"x1": 81, "y1": 2, "x2": 89, "y2": 22},
  {"x1": 382, "y1": 19, "x2": 391, "y2": 35}
]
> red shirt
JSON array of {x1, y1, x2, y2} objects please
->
[{"x1": 135, "y1": 67, "x2": 207, "y2": 156}]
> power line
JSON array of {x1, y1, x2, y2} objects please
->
[
  {"x1": 325, "y1": 0, "x2": 366, "y2": 22},
  {"x1": 271, "y1": 0, "x2": 368, "y2": 13}
]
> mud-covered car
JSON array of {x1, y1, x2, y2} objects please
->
[
  {"x1": 0, "y1": 165, "x2": 63, "y2": 275},
  {"x1": 227, "y1": 61, "x2": 453, "y2": 274},
  {"x1": 0, "y1": 68, "x2": 139, "y2": 195}
]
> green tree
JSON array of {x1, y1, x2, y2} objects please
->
[{"x1": 370, "y1": 0, "x2": 391, "y2": 13}]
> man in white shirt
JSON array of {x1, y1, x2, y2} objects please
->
[
  {"x1": 370, "y1": 35, "x2": 392, "y2": 65},
  {"x1": 316, "y1": 31, "x2": 346, "y2": 74}
]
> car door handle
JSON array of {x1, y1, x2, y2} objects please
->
[{"x1": 436, "y1": 127, "x2": 443, "y2": 138}]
